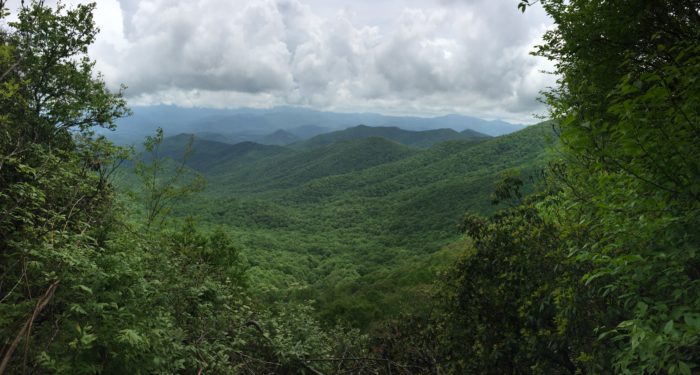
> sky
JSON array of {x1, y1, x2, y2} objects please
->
[{"x1": 6, "y1": 0, "x2": 556, "y2": 123}]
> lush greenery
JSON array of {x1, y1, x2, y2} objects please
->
[
  {"x1": 532, "y1": 0, "x2": 700, "y2": 371},
  {"x1": 131, "y1": 122, "x2": 550, "y2": 329},
  {"x1": 2, "y1": 0, "x2": 698, "y2": 374},
  {"x1": 0, "y1": 3, "x2": 374, "y2": 374},
  {"x1": 295, "y1": 124, "x2": 488, "y2": 149},
  {"x1": 378, "y1": 0, "x2": 700, "y2": 373}
]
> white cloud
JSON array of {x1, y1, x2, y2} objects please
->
[{"x1": 5, "y1": 0, "x2": 557, "y2": 123}]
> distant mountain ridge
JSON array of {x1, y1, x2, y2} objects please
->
[
  {"x1": 460, "y1": 128, "x2": 490, "y2": 138},
  {"x1": 154, "y1": 123, "x2": 551, "y2": 212},
  {"x1": 105, "y1": 105, "x2": 525, "y2": 145},
  {"x1": 215, "y1": 137, "x2": 420, "y2": 190}
]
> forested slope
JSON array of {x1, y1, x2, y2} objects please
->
[
  {"x1": 142, "y1": 122, "x2": 554, "y2": 329},
  {"x1": 2, "y1": 0, "x2": 697, "y2": 374},
  {"x1": 0, "y1": 4, "x2": 383, "y2": 374},
  {"x1": 372, "y1": 1, "x2": 700, "y2": 374},
  {"x1": 297, "y1": 124, "x2": 488, "y2": 149}
]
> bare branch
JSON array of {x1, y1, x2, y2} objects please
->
[{"x1": 0, "y1": 280, "x2": 59, "y2": 375}]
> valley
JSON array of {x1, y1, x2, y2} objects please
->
[
  {"x1": 122, "y1": 121, "x2": 553, "y2": 328},
  {"x1": 4, "y1": 1, "x2": 694, "y2": 372}
]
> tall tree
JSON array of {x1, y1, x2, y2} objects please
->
[
  {"x1": 438, "y1": 1, "x2": 700, "y2": 373},
  {"x1": 0, "y1": 4, "x2": 367, "y2": 374},
  {"x1": 526, "y1": 0, "x2": 700, "y2": 372},
  {"x1": 0, "y1": 2, "x2": 128, "y2": 373}
]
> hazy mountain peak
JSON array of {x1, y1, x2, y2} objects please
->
[{"x1": 107, "y1": 106, "x2": 521, "y2": 145}]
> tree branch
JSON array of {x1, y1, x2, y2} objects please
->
[{"x1": 0, "y1": 279, "x2": 59, "y2": 375}]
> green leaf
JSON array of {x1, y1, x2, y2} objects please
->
[
  {"x1": 117, "y1": 329, "x2": 144, "y2": 347},
  {"x1": 664, "y1": 320, "x2": 674, "y2": 334},
  {"x1": 75, "y1": 284, "x2": 93, "y2": 294}
]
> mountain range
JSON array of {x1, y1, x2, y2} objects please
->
[
  {"x1": 123, "y1": 121, "x2": 554, "y2": 327},
  {"x1": 104, "y1": 105, "x2": 525, "y2": 145}
]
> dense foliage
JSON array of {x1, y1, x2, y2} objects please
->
[
  {"x1": 138, "y1": 122, "x2": 550, "y2": 329},
  {"x1": 0, "y1": 3, "x2": 371, "y2": 374},
  {"x1": 297, "y1": 124, "x2": 488, "y2": 149},
  {"x1": 537, "y1": 0, "x2": 699, "y2": 372},
  {"x1": 2, "y1": 0, "x2": 698, "y2": 374},
  {"x1": 416, "y1": 1, "x2": 700, "y2": 374}
]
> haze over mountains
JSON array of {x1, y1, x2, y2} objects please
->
[{"x1": 106, "y1": 105, "x2": 525, "y2": 145}]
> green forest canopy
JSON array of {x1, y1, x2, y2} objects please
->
[{"x1": 0, "y1": 0, "x2": 698, "y2": 374}]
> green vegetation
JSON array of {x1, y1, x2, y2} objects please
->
[
  {"x1": 138, "y1": 123, "x2": 551, "y2": 330},
  {"x1": 257, "y1": 129, "x2": 302, "y2": 146},
  {"x1": 0, "y1": 3, "x2": 371, "y2": 374},
  {"x1": 1, "y1": 0, "x2": 698, "y2": 374},
  {"x1": 374, "y1": 1, "x2": 700, "y2": 373},
  {"x1": 297, "y1": 124, "x2": 489, "y2": 149}
]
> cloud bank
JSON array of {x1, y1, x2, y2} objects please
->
[{"x1": 10, "y1": 0, "x2": 557, "y2": 123}]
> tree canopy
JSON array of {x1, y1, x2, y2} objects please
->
[
  {"x1": 435, "y1": 0, "x2": 700, "y2": 373},
  {"x1": 0, "y1": 3, "x2": 368, "y2": 373},
  {"x1": 1, "y1": 0, "x2": 698, "y2": 374}
]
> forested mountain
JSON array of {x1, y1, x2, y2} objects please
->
[
  {"x1": 296, "y1": 124, "x2": 489, "y2": 149},
  {"x1": 156, "y1": 123, "x2": 544, "y2": 209},
  {"x1": 1, "y1": 1, "x2": 698, "y2": 374},
  {"x1": 154, "y1": 134, "x2": 289, "y2": 172},
  {"x1": 134, "y1": 122, "x2": 552, "y2": 329},
  {"x1": 257, "y1": 129, "x2": 302, "y2": 145},
  {"x1": 460, "y1": 128, "x2": 490, "y2": 138}
]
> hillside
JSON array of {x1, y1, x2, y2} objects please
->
[
  {"x1": 273, "y1": 123, "x2": 549, "y2": 202},
  {"x1": 270, "y1": 123, "x2": 553, "y2": 240},
  {"x1": 257, "y1": 129, "x2": 301, "y2": 145},
  {"x1": 460, "y1": 128, "x2": 491, "y2": 138},
  {"x1": 166, "y1": 123, "x2": 552, "y2": 242},
  {"x1": 154, "y1": 134, "x2": 288, "y2": 171},
  {"x1": 8, "y1": 1, "x2": 696, "y2": 373},
  {"x1": 148, "y1": 123, "x2": 555, "y2": 328},
  {"x1": 208, "y1": 137, "x2": 420, "y2": 191},
  {"x1": 297, "y1": 125, "x2": 489, "y2": 149}
]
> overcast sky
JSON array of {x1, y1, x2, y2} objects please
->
[{"x1": 8, "y1": 0, "x2": 556, "y2": 123}]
